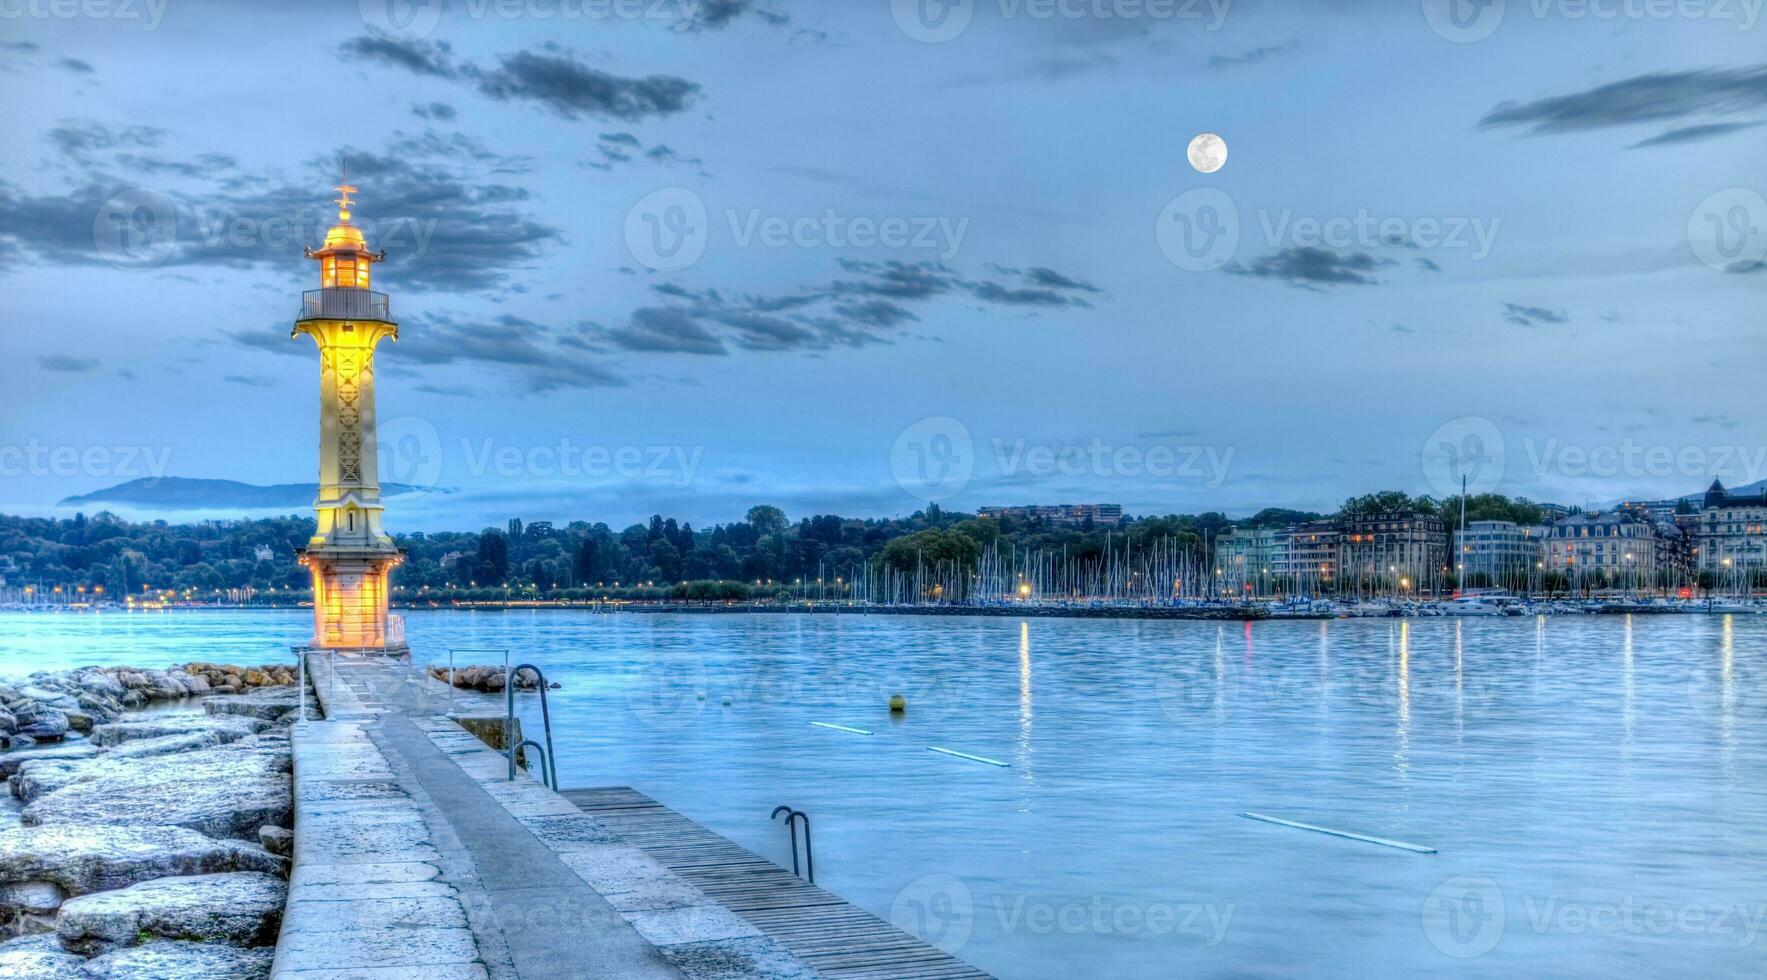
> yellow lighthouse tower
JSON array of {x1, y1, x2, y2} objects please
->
[{"x1": 294, "y1": 181, "x2": 406, "y2": 654}]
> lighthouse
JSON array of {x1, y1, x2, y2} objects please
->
[{"x1": 294, "y1": 181, "x2": 406, "y2": 654}]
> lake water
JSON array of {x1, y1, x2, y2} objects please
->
[{"x1": 3, "y1": 609, "x2": 1763, "y2": 978}]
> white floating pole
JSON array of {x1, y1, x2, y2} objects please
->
[
  {"x1": 1238, "y1": 812, "x2": 1436, "y2": 854},
  {"x1": 809, "y1": 722, "x2": 873, "y2": 735},
  {"x1": 928, "y1": 746, "x2": 1010, "y2": 767}
]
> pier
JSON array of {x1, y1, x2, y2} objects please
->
[{"x1": 281, "y1": 653, "x2": 991, "y2": 978}]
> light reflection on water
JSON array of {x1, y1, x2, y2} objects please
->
[{"x1": 3, "y1": 609, "x2": 1764, "y2": 978}]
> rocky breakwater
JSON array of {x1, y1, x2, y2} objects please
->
[
  {"x1": 0, "y1": 666, "x2": 302, "y2": 979},
  {"x1": 428, "y1": 664, "x2": 557, "y2": 692}
]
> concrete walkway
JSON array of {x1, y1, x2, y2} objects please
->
[{"x1": 277, "y1": 654, "x2": 816, "y2": 979}]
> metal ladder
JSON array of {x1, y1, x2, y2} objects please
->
[
  {"x1": 506, "y1": 662, "x2": 559, "y2": 791},
  {"x1": 771, "y1": 805, "x2": 814, "y2": 883}
]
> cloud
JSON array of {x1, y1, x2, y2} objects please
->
[
  {"x1": 589, "y1": 259, "x2": 1102, "y2": 358},
  {"x1": 1391, "y1": 324, "x2": 1416, "y2": 334},
  {"x1": 56, "y1": 57, "x2": 94, "y2": 74},
  {"x1": 341, "y1": 37, "x2": 700, "y2": 122},
  {"x1": 0, "y1": 123, "x2": 561, "y2": 293},
  {"x1": 222, "y1": 374, "x2": 276, "y2": 387},
  {"x1": 1479, "y1": 65, "x2": 1767, "y2": 135},
  {"x1": 411, "y1": 102, "x2": 457, "y2": 121},
  {"x1": 1692, "y1": 414, "x2": 1742, "y2": 430},
  {"x1": 1207, "y1": 42, "x2": 1296, "y2": 70},
  {"x1": 38, "y1": 355, "x2": 99, "y2": 372},
  {"x1": 1501, "y1": 302, "x2": 1569, "y2": 327},
  {"x1": 397, "y1": 311, "x2": 627, "y2": 390},
  {"x1": 601, "y1": 307, "x2": 729, "y2": 355},
  {"x1": 679, "y1": 0, "x2": 790, "y2": 30},
  {"x1": 1628, "y1": 120, "x2": 1763, "y2": 148},
  {"x1": 1224, "y1": 247, "x2": 1394, "y2": 288}
]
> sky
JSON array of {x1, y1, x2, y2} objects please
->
[{"x1": 1, "y1": 0, "x2": 1763, "y2": 531}]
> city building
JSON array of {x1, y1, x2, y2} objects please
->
[
  {"x1": 1453, "y1": 520, "x2": 1546, "y2": 589},
  {"x1": 1541, "y1": 511, "x2": 1659, "y2": 589},
  {"x1": 1215, "y1": 526, "x2": 1277, "y2": 595},
  {"x1": 1338, "y1": 510, "x2": 1448, "y2": 594},
  {"x1": 1271, "y1": 521, "x2": 1339, "y2": 594},
  {"x1": 293, "y1": 181, "x2": 406, "y2": 652},
  {"x1": 976, "y1": 504, "x2": 1124, "y2": 528},
  {"x1": 1694, "y1": 480, "x2": 1767, "y2": 579}
]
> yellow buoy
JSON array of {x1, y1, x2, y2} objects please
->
[{"x1": 889, "y1": 694, "x2": 907, "y2": 713}]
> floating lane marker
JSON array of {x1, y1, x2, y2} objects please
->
[
  {"x1": 809, "y1": 722, "x2": 873, "y2": 736},
  {"x1": 1238, "y1": 812, "x2": 1436, "y2": 854},
  {"x1": 928, "y1": 746, "x2": 1010, "y2": 768}
]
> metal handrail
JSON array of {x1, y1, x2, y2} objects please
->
[
  {"x1": 512, "y1": 738, "x2": 555, "y2": 790},
  {"x1": 506, "y1": 662, "x2": 558, "y2": 791},
  {"x1": 299, "y1": 287, "x2": 391, "y2": 322},
  {"x1": 770, "y1": 805, "x2": 814, "y2": 883}
]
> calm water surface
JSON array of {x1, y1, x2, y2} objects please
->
[{"x1": 3, "y1": 609, "x2": 1763, "y2": 978}]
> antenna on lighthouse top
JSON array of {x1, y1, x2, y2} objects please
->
[{"x1": 334, "y1": 158, "x2": 357, "y2": 225}]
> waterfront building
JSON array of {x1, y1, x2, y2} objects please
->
[
  {"x1": 1338, "y1": 510, "x2": 1447, "y2": 595},
  {"x1": 1215, "y1": 526, "x2": 1277, "y2": 595},
  {"x1": 1694, "y1": 480, "x2": 1767, "y2": 581},
  {"x1": 976, "y1": 504, "x2": 1123, "y2": 528},
  {"x1": 1542, "y1": 511, "x2": 1659, "y2": 591},
  {"x1": 1271, "y1": 521, "x2": 1339, "y2": 595},
  {"x1": 293, "y1": 182, "x2": 406, "y2": 652},
  {"x1": 1453, "y1": 520, "x2": 1545, "y2": 589}
]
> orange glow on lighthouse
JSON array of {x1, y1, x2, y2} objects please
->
[{"x1": 294, "y1": 177, "x2": 406, "y2": 653}]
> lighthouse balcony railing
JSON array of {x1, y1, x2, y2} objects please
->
[{"x1": 299, "y1": 288, "x2": 391, "y2": 322}]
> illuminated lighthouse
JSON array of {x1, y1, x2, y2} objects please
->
[{"x1": 294, "y1": 181, "x2": 406, "y2": 653}]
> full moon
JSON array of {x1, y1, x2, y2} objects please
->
[{"x1": 1187, "y1": 132, "x2": 1228, "y2": 174}]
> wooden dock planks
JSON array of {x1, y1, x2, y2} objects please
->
[{"x1": 562, "y1": 787, "x2": 993, "y2": 980}]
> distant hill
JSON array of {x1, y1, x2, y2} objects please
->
[{"x1": 58, "y1": 477, "x2": 444, "y2": 511}]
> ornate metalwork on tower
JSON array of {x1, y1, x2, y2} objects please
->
[{"x1": 293, "y1": 180, "x2": 406, "y2": 653}]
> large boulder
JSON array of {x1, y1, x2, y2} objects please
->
[
  {"x1": 202, "y1": 688, "x2": 301, "y2": 723},
  {"x1": 0, "y1": 743, "x2": 99, "y2": 778},
  {"x1": 55, "y1": 872, "x2": 285, "y2": 951},
  {"x1": 0, "y1": 824, "x2": 283, "y2": 898},
  {"x1": 12, "y1": 708, "x2": 68, "y2": 743},
  {"x1": 0, "y1": 934, "x2": 86, "y2": 980},
  {"x1": 21, "y1": 738, "x2": 292, "y2": 841},
  {"x1": 83, "y1": 939, "x2": 274, "y2": 978},
  {"x1": 88, "y1": 713, "x2": 267, "y2": 748}
]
